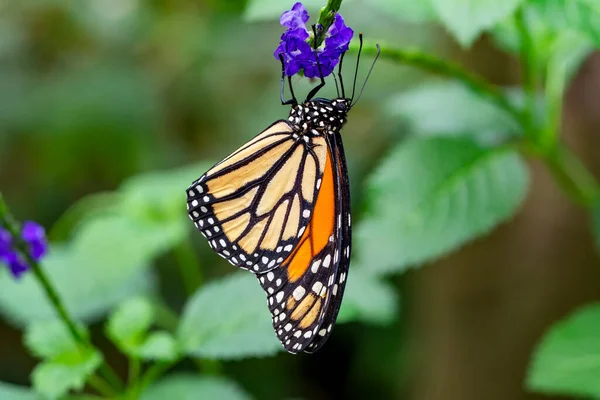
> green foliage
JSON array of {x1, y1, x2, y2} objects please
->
[
  {"x1": 355, "y1": 137, "x2": 528, "y2": 275},
  {"x1": 178, "y1": 273, "x2": 281, "y2": 360},
  {"x1": 244, "y1": 0, "x2": 355, "y2": 20},
  {"x1": 141, "y1": 374, "x2": 251, "y2": 400},
  {"x1": 493, "y1": 0, "x2": 595, "y2": 69},
  {"x1": 337, "y1": 268, "x2": 399, "y2": 325},
  {"x1": 527, "y1": 304, "x2": 600, "y2": 398},
  {"x1": 368, "y1": 0, "x2": 436, "y2": 23},
  {"x1": 0, "y1": 382, "x2": 41, "y2": 400},
  {"x1": 431, "y1": 0, "x2": 526, "y2": 47},
  {"x1": 25, "y1": 321, "x2": 102, "y2": 400},
  {"x1": 386, "y1": 82, "x2": 521, "y2": 141},
  {"x1": 178, "y1": 270, "x2": 398, "y2": 359},
  {"x1": 107, "y1": 297, "x2": 179, "y2": 362},
  {"x1": 0, "y1": 163, "x2": 209, "y2": 327}
]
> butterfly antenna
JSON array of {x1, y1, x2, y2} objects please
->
[
  {"x1": 351, "y1": 42, "x2": 380, "y2": 107},
  {"x1": 332, "y1": 72, "x2": 340, "y2": 98},
  {"x1": 350, "y1": 33, "x2": 364, "y2": 102},
  {"x1": 337, "y1": 51, "x2": 347, "y2": 98}
]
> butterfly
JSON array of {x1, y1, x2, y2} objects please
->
[{"x1": 186, "y1": 32, "x2": 379, "y2": 354}]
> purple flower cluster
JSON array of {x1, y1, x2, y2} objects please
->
[
  {"x1": 0, "y1": 221, "x2": 48, "y2": 278},
  {"x1": 274, "y1": 2, "x2": 353, "y2": 78}
]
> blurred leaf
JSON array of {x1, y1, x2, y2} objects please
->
[
  {"x1": 0, "y1": 245, "x2": 155, "y2": 327},
  {"x1": 106, "y1": 297, "x2": 179, "y2": 361},
  {"x1": 527, "y1": 303, "x2": 600, "y2": 398},
  {"x1": 25, "y1": 321, "x2": 102, "y2": 400},
  {"x1": 355, "y1": 137, "x2": 528, "y2": 275},
  {"x1": 337, "y1": 268, "x2": 399, "y2": 325},
  {"x1": 244, "y1": 0, "x2": 355, "y2": 21},
  {"x1": 369, "y1": 0, "x2": 436, "y2": 23},
  {"x1": 32, "y1": 356, "x2": 102, "y2": 400},
  {"x1": 135, "y1": 332, "x2": 179, "y2": 362},
  {"x1": 178, "y1": 273, "x2": 281, "y2": 360},
  {"x1": 25, "y1": 320, "x2": 89, "y2": 360},
  {"x1": 386, "y1": 82, "x2": 521, "y2": 142},
  {"x1": 119, "y1": 163, "x2": 210, "y2": 227},
  {"x1": 431, "y1": 0, "x2": 525, "y2": 47},
  {"x1": 0, "y1": 382, "x2": 41, "y2": 400},
  {"x1": 0, "y1": 163, "x2": 210, "y2": 327},
  {"x1": 529, "y1": 0, "x2": 600, "y2": 46},
  {"x1": 107, "y1": 297, "x2": 154, "y2": 352},
  {"x1": 141, "y1": 374, "x2": 251, "y2": 400},
  {"x1": 492, "y1": 0, "x2": 596, "y2": 67}
]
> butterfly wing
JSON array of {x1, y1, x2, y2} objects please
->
[
  {"x1": 186, "y1": 120, "x2": 327, "y2": 274},
  {"x1": 304, "y1": 131, "x2": 351, "y2": 353},
  {"x1": 256, "y1": 131, "x2": 351, "y2": 353}
]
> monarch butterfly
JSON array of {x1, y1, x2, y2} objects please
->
[{"x1": 186, "y1": 29, "x2": 379, "y2": 353}]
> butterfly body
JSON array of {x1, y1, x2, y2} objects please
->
[{"x1": 287, "y1": 98, "x2": 350, "y2": 136}]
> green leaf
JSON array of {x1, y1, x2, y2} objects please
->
[
  {"x1": 527, "y1": 303, "x2": 600, "y2": 398},
  {"x1": 135, "y1": 332, "x2": 179, "y2": 361},
  {"x1": 141, "y1": 374, "x2": 251, "y2": 400},
  {"x1": 0, "y1": 243, "x2": 155, "y2": 328},
  {"x1": 178, "y1": 273, "x2": 281, "y2": 359},
  {"x1": 369, "y1": 0, "x2": 436, "y2": 23},
  {"x1": 492, "y1": 1, "x2": 596, "y2": 65},
  {"x1": 0, "y1": 382, "x2": 41, "y2": 400},
  {"x1": 337, "y1": 268, "x2": 399, "y2": 325},
  {"x1": 106, "y1": 297, "x2": 179, "y2": 361},
  {"x1": 32, "y1": 355, "x2": 102, "y2": 400},
  {"x1": 431, "y1": 0, "x2": 525, "y2": 47},
  {"x1": 355, "y1": 137, "x2": 528, "y2": 275},
  {"x1": 0, "y1": 162, "x2": 209, "y2": 327},
  {"x1": 386, "y1": 82, "x2": 521, "y2": 141},
  {"x1": 244, "y1": 0, "x2": 355, "y2": 21},
  {"x1": 25, "y1": 320, "x2": 89, "y2": 360},
  {"x1": 529, "y1": 0, "x2": 600, "y2": 46},
  {"x1": 25, "y1": 321, "x2": 102, "y2": 400},
  {"x1": 106, "y1": 297, "x2": 154, "y2": 351}
]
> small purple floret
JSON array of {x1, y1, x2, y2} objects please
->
[
  {"x1": 0, "y1": 221, "x2": 48, "y2": 279},
  {"x1": 274, "y1": 2, "x2": 354, "y2": 78}
]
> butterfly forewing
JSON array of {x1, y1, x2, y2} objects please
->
[{"x1": 187, "y1": 121, "x2": 327, "y2": 275}]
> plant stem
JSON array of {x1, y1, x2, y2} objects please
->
[
  {"x1": 0, "y1": 194, "x2": 124, "y2": 393},
  {"x1": 152, "y1": 299, "x2": 180, "y2": 332},
  {"x1": 315, "y1": 0, "x2": 343, "y2": 47},
  {"x1": 172, "y1": 238, "x2": 203, "y2": 296},
  {"x1": 136, "y1": 361, "x2": 176, "y2": 394},
  {"x1": 545, "y1": 146, "x2": 600, "y2": 207},
  {"x1": 87, "y1": 374, "x2": 117, "y2": 398},
  {"x1": 515, "y1": 5, "x2": 539, "y2": 138},
  {"x1": 128, "y1": 357, "x2": 141, "y2": 388},
  {"x1": 357, "y1": 41, "x2": 527, "y2": 129}
]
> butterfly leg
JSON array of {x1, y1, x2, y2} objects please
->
[{"x1": 279, "y1": 54, "x2": 298, "y2": 106}]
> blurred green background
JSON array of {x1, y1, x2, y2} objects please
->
[{"x1": 2, "y1": 0, "x2": 600, "y2": 399}]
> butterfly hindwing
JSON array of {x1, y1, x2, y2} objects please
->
[
  {"x1": 186, "y1": 121, "x2": 327, "y2": 275},
  {"x1": 256, "y1": 132, "x2": 350, "y2": 353},
  {"x1": 304, "y1": 131, "x2": 351, "y2": 353}
]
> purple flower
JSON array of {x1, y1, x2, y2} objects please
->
[
  {"x1": 274, "y1": 3, "x2": 354, "y2": 78},
  {"x1": 0, "y1": 221, "x2": 48, "y2": 279},
  {"x1": 21, "y1": 221, "x2": 48, "y2": 261},
  {"x1": 280, "y1": 2, "x2": 309, "y2": 30}
]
